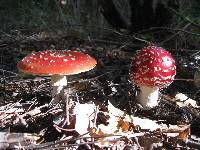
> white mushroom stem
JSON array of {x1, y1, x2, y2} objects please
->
[
  {"x1": 50, "y1": 75, "x2": 68, "y2": 104},
  {"x1": 50, "y1": 75, "x2": 71, "y2": 125},
  {"x1": 137, "y1": 85, "x2": 159, "y2": 109}
]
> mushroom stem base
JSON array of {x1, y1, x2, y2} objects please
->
[{"x1": 138, "y1": 85, "x2": 159, "y2": 109}]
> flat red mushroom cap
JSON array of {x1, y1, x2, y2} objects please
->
[
  {"x1": 130, "y1": 46, "x2": 176, "y2": 87},
  {"x1": 17, "y1": 50, "x2": 97, "y2": 76}
]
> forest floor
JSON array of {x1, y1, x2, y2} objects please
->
[{"x1": 0, "y1": 27, "x2": 200, "y2": 149}]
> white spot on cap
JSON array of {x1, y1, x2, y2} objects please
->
[
  {"x1": 44, "y1": 58, "x2": 48, "y2": 60},
  {"x1": 154, "y1": 67, "x2": 158, "y2": 71},
  {"x1": 136, "y1": 61, "x2": 141, "y2": 64},
  {"x1": 172, "y1": 66, "x2": 176, "y2": 70},
  {"x1": 64, "y1": 59, "x2": 68, "y2": 62},
  {"x1": 163, "y1": 69, "x2": 168, "y2": 72}
]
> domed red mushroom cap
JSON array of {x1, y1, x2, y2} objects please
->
[
  {"x1": 17, "y1": 50, "x2": 97, "y2": 76},
  {"x1": 130, "y1": 46, "x2": 176, "y2": 87}
]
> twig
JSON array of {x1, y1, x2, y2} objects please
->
[
  {"x1": 53, "y1": 124, "x2": 75, "y2": 132},
  {"x1": 159, "y1": 23, "x2": 191, "y2": 45},
  {"x1": 63, "y1": 24, "x2": 150, "y2": 44},
  {"x1": 0, "y1": 30, "x2": 15, "y2": 39},
  {"x1": 89, "y1": 38, "x2": 141, "y2": 47},
  {"x1": 191, "y1": 50, "x2": 200, "y2": 57},
  {"x1": 169, "y1": 8, "x2": 200, "y2": 30},
  {"x1": 70, "y1": 70, "x2": 116, "y2": 84},
  {"x1": 0, "y1": 69, "x2": 19, "y2": 76},
  {"x1": 175, "y1": 78, "x2": 194, "y2": 82},
  {"x1": 185, "y1": 139, "x2": 200, "y2": 149},
  {"x1": 137, "y1": 27, "x2": 200, "y2": 36},
  {"x1": 25, "y1": 132, "x2": 145, "y2": 149},
  {"x1": 170, "y1": 48, "x2": 199, "y2": 52}
]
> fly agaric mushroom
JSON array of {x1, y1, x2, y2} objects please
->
[
  {"x1": 130, "y1": 45, "x2": 176, "y2": 109},
  {"x1": 17, "y1": 50, "x2": 97, "y2": 104}
]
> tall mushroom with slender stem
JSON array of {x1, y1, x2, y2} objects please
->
[
  {"x1": 130, "y1": 45, "x2": 176, "y2": 109},
  {"x1": 17, "y1": 50, "x2": 97, "y2": 104}
]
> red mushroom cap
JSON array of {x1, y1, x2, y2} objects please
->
[
  {"x1": 130, "y1": 46, "x2": 176, "y2": 87},
  {"x1": 17, "y1": 50, "x2": 97, "y2": 76}
]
